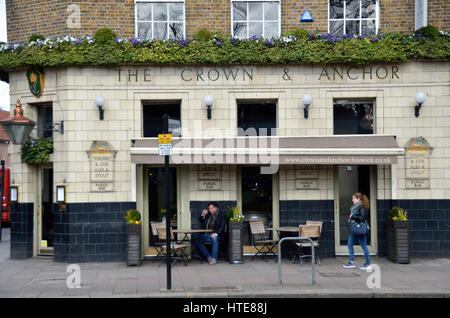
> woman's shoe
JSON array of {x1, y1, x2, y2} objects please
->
[{"x1": 342, "y1": 261, "x2": 355, "y2": 269}]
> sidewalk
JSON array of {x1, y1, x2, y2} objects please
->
[{"x1": 0, "y1": 230, "x2": 449, "y2": 298}]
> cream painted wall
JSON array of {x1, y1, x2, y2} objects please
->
[{"x1": 7, "y1": 61, "x2": 450, "y2": 203}]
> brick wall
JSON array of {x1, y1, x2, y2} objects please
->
[{"x1": 6, "y1": 0, "x2": 449, "y2": 44}]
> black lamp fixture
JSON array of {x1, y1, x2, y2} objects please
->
[
  {"x1": 204, "y1": 95, "x2": 214, "y2": 120},
  {"x1": 302, "y1": 94, "x2": 313, "y2": 119},
  {"x1": 414, "y1": 92, "x2": 426, "y2": 117},
  {"x1": 94, "y1": 96, "x2": 105, "y2": 120}
]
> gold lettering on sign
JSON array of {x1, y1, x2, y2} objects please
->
[
  {"x1": 405, "y1": 137, "x2": 431, "y2": 189},
  {"x1": 88, "y1": 141, "x2": 116, "y2": 192}
]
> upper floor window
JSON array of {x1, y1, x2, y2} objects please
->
[
  {"x1": 135, "y1": 1, "x2": 185, "y2": 40},
  {"x1": 329, "y1": 0, "x2": 378, "y2": 36},
  {"x1": 232, "y1": 1, "x2": 281, "y2": 39}
]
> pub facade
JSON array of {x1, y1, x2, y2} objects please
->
[{"x1": 3, "y1": 0, "x2": 449, "y2": 262}]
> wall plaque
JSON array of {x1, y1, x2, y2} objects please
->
[
  {"x1": 295, "y1": 165, "x2": 319, "y2": 189},
  {"x1": 405, "y1": 137, "x2": 431, "y2": 189},
  {"x1": 198, "y1": 180, "x2": 222, "y2": 191},
  {"x1": 198, "y1": 165, "x2": 222, "y2": 180},
  {"x1": 87, "y1": 141, "x2": 117, "y2": 192}
]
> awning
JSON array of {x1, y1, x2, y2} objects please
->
[{"x1": 130, "y1": 134, "x2": 404, "y2": 165}]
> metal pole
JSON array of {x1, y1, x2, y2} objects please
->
[
  {"x1": 278, "y1": 237, "x2": 316, "y2": 285},
  {"x1": 0, "y1": 160, "x2": 3, "y2": 242},
  {"x1": 163, "y1": 114, "x2": 171, "y2": 290}
]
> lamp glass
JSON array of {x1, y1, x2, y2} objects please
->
[
  {"x1": 415, "y1": 92, "x2": 426, "y2": 104},
  {"x1": 2, "y1": 121, "x2": 35, "y2": 145},
  {"x1": 94, "y1": 96, "x2": 105, "y2": 107},
  {"x1": 204, "y1": 95, "x2": 214, "y2": 107},
  {"x1": 302, "y1": 94, "x2": 313, "y2": 106}
]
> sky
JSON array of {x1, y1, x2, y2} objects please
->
[{"x1": 0, "y1": 0, "x2": 9, "y2": 112}]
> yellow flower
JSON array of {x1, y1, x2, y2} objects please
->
[{"x1": 135, "y1": 220, "x2": 140, "y2": 224}]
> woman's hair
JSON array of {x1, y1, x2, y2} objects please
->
[{"x1": 353, "y1": 192, "x2": 370, "y2": 210}]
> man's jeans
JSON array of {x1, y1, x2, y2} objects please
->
[
  {"x1": 197, "y1": 234, "x2": 219, "y2": 260},
  {"x1": 348, "y1": 233, "x2": 371, "y2": 264}
]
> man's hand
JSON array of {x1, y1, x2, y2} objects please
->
[
  {"x1": 201, "y1": 209, "x2": 208, "y2": 216},
  {"x1": 211, "y1": 233, "x2": 218, "y2": 239}
]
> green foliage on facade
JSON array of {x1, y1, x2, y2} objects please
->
[
  {"x1": 94, "y1": 28, "x2": 117, "y2": 45},
  {"x1": 20, "y1": 137, "x2": 53, "y2": 164},
  {"x1": 0, "y1": 29, "x2": 448, "y2": 70},
  {"x1": 28, "y1": 34, "x2": 45, "y2": 42}
]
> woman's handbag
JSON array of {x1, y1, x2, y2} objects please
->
[{"x1": 349, "y1": 220, "x2": 369, "y2": 236}]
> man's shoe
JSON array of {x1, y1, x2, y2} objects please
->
[
  {"x1": 209, "y1": 258, "x2": 216, "y2": 265},
  {"x1": 207, "y1": 256, "x2": 212, "y2": 263},
  {"x1": 360, "y1": 263, "x2": 372, "y2": 270},
  {"x1": 342, "y1": 261, "x2": 355, "y2": 269}
]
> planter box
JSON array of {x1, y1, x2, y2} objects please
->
[
  {"x1": 387, "y1": 219, "x2": 410, "y2": 264},
  {"x1": 126, "y1": 223, "x2": 142, "y2": 266},
  {"x1": 227, "y1": 221, "x2": 243, "y2": 264}
]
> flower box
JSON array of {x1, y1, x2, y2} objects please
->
[
  {"x1": 387, "y1": 218, "x2": 410, "y2": 264},
  {"x1": 227, "y1": 221, "x2": 243, "y2": 264}
]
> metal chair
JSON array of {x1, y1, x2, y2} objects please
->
[
  {"x1": 249, "y1": 221, "x2": 278, "y2": 261},
  {"x1": 294, "y1": 224, "x2": 321, "y2": 265},
  {"x1": 156, "y1": 226, "x2": 189, "y2": 267}
]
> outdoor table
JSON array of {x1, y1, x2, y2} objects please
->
[
  {"x1": 267, "y1": 226, "x2": 302, "y2": 261},
  {"x1": 173, "y1": 229, "x2": 213, "y2": 243},
  {"x1": 173, "y1": 229, "x2": 213, "y2": 261}
]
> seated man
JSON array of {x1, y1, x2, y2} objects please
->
[{"x1": 197, "y1": 201, "x2": 226, "y2": 265}]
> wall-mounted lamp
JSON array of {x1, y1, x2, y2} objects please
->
[
  {"x1": 204, "y1": 95, "x2": 214, "y2": 120},
  {"x1": 10, "y1": 186, "x2": 18, "y2": 203},
  {"x1": 56, "y1": 185, "x2": 66, "y2": 203},
  {"x1": 302, "y1": 94, "x2": 313, "y2": 119},
  {"x1": 414, "y1": 92, "x2": 426, "y2": 117},
  {"x1": 94, "y1": 96, "x2": 105, "y2": 120}
]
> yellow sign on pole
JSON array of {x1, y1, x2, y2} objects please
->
[{"x1": 158, "y1": 134, "x2": 172, "y2": 144}]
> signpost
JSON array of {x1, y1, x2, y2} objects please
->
[{"x1": 160, "y1": 114, "x2": 172, "y2": 290}]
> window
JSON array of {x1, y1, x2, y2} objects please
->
[
  {"x1": 333, "y1": 100, "x2": 374, "y2": 135},
  {"x1": 37, "y1": 104, "x2": 53, "y2": 138},
  {"x1": 135, "y1": 1, "x2": 185, "y2": 40},
  {"x1": 414, "y1": 0, "x2": 427, "y2": 31},
  {"x1": 329, "y1": 0, "x2": 378, "y2": 36},
  {"x1": 232, "y1": 1, "x2": 281, "y2": 39},
  {"x1": 238, "y1": 101, "x2": 277, "y2": 136},
  {"x1": 143, "y1": 101, "x2": 181, "y2": 137}
]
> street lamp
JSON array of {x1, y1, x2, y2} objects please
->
[
  {"x1": 0, "y1": 99, "x2": 36, "y2": 145},
  {"x1": 414, "y1": 92, "x2": 426, "y2": 117},
  {"x1": 94, "y1": 96, "x2": 105, "y2": 120}
]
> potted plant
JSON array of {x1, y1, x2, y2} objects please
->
[
  {"x1": 226, "y1": 206, "x2": 245, "y2": 264},
  {"x1": 387, "y1": 206, "x2": 410, "y2": 264},
  {"x1": 125, "y1": 209, "x2": 142, "y2": 266}
]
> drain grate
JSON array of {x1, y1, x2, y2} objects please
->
[
  {"x1": 319, "y1": 272, "x2": 361, "y2": 277},
  {"x1": 194, "y1": 286, "x2": 242, "y2": 292}
]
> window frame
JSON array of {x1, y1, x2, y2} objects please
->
[
  {"x1": 328, "y1": 0, "x2": 380, "y2": 36},
  {"x1": 231, "y1": 0, "x2": 282, "y2": 39},
  {"x1": 134, "y1": 0, "x2": 186, "y2": 40}
]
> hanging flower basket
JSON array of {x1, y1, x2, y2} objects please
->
[{"x1": 20, "y1": 137, "x2": 53, "y2": 164}]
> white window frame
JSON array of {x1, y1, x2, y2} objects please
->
[
  {"x1": 414, "y1": 0, "x2": 428, "y2": 31},
  {"x1": 328, "y1": 0, "x2": 380, "y2": 36},
  {"x1": 231, "y1": 0, "x2": 282, "y2": 39},
  {"x1": 134, "y1": 0, "x2": 186, "y2": 40}
]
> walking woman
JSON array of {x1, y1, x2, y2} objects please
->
[{"x1": 343, "y1": 192, "x2": 372, "y2": 270}]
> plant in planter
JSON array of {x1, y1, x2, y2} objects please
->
[
  {"x1": 387, "y1": 206, "x2": 410, "y2": 264},
  {"x1": 20, "y1": 137, "x2": 53, "y2": 164},
  {"x1": 226, "y1": 206, "x2": 245, "y2": 264},
  {"x1": 125, "y1": 209, "x2": 142, "y2": 266}
]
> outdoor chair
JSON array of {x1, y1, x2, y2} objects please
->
[
  {"x1": 150, "y1": 222, "x2": 166, "y2": 262},
  {"x1": 249, "y1": 221, "x2": 278, "y2": 261},
  {"x1": 156, "y1": 226, "x2": 189, "y2": 267},
  {"x1": 294, "y1": 224, "x2": 321, "y2": 265}
]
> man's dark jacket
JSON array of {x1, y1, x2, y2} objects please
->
[{"x1": 199, "y1": 211, "x2": 226, "y2": 240}]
